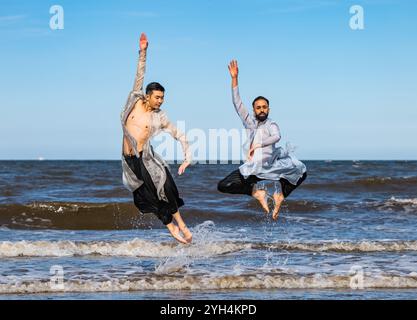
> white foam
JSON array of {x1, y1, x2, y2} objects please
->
[
  {"x1": 268, "y1": 240, "x2": 417, "y2": 252},
  {"x1": 0, "y1": 239, "x2": 250, "y2": 258},
  {"x1": 1, "y1": 239, "x2": 417, "y2": 258},
  {"x1": 375, "y1": 197, "x2": 417, "y2": 213},
  {"x1": 155, "y1": 257, "x2": 191, "y2": 275},
  {"x1": 388, "y1": 197, "x2": 417, "y2": 206},
  {"x1": 30, "y1": 203, "x2": 80, "y2": 213},
  {"x1": 1, "y1": 273, "x2": 417, "y2": 294}
]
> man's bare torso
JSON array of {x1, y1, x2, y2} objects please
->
[{"x1": 123, "y1": 99, "x2": 152, "y2": 155}]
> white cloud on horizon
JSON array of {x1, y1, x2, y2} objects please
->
[
  {"x1": 256, "y1": 0, "x2": 339, "y2": 15},
  {"x1": 0, "y1": 14, "x2": 27, "y2": 24},
  {"x1": 123, "y1": 11, "x2": 160, "y2": 18}
]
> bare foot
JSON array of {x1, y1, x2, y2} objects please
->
[
  {"x1": 166, "y1": 223, "x2": 188, "y2": 244},
  {"x1": 252, "y1": 189, "x2": 270, "y2": 213},
  {"x1": 272, "y1": 193, "x2": 285, "y2": 220},
  {"x1": 179, "y1": 225, "x2": 193, "y2": 243}
]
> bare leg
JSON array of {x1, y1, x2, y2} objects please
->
[
  {"x1": 172, "y1": 211, "x2": 193, "y2": 243},
  {"x1": 272, "y1": 192, "x2": 285, "y2": 220},
  {"x1": 252, "y1": 187, "x2": 270, "y2": 213},
  {"x1": 166, "y1": 222, "x2": 188, "y2": 244}
]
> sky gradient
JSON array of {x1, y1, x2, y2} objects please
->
[{"x1": 1, "y1": 0, "x2": 416, "y2": 160}]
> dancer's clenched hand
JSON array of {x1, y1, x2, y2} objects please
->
[
  {"x1": 139, "y1": 33, "x2": 148, "y2": 50},
  {"x1": 178, "y1": 161, "x2": 190, "y2": 175}
]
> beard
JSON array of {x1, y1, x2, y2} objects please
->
[{"x1": 255, "y1": 112, "x2": 268, "y2": 122}]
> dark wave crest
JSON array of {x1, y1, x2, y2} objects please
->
[
  {"x1": 305, "y1": 176, "x2": 417, "y2": 192},
  {"x1": 0, "y1": 202, "x2": 267, "y2": 230},
  {"x1": 1, "y1": 196, "x2": 416, "y2": 230}
]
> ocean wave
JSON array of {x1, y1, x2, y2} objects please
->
[
  {"x1": 0, "y1": 202, "x2": 161, "y2": 230},
  {"x1": 1, "y1": 196, "x2": 416, "y2": 231},
  {"x1": 305, "y1": 176, "x2": 417, "y2": 192},
  {"x1": 253, "y1": 240, "x2": 417, "y2": 252},
  {"x1": 1, "y1": 239, "x2": 417, "y2": 258},
  {"x1": 0, "y1": 238, "x2": 250, "y2": 258},
  {"x1": 367, "y1": 197, "x2": 417, "y2": 214},
  {"x1": 0, "y1": 202, "x2": 272, "y2": 230},
  {"x1": 1, "y1": 273, "x2": 417, "y2": 293}
]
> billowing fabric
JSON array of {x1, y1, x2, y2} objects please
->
[
  {"x1": 232, "y1": 86, "x2": 307, "y2": 185},
  {"x1": 120, "y1": 49, "x2": 191, "y2": 202},
  {"x1": 124, "y1": 154, "x2": 184, "y2": 225},
  {"x1": 217, "y1": 169, "x2": 307, "y2": 198}
]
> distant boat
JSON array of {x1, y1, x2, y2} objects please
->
[{"x1": 37, "y1": 157, "x2": 45, "y2": 161}]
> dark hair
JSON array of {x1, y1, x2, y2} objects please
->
[
  {"x1": 146, "y1": 82, "x2": 165, "y2": 95},
  {"x1": 252, "y1": 96, "x2": 269, "y2": 107}
]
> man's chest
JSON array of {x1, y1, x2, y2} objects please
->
[{"x1": 126, "y1": 109, "x2": 154, "y2": 133}]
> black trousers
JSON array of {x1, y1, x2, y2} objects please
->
[
  {"x1": 218, "y1": 169, "x2": 307, "y2": 198},
  {"x1": 124, "y1": 154, "x2": 184, "y2": 225}
]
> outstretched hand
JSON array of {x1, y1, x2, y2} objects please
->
[
  {"x1": 139, "y1": 33, "x2": 148, "y2": 50},
  {"x1": 228, "y1": 60, "x2": 239, "y2": 79},
  {"x1": 247, "y1": 143, "x2": 261, "y2": 161},
  {"x1": 178, "y1": 161, "x2": 190, "y2": 175}
]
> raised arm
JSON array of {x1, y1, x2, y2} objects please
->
[
  {"x1": 228, "y1": 60, "x2": 255, "y2": 129},
  {"x1": 133, "y1": 33, "x2": 148, "y2": 92},
  {"x1": 121, "y1": 33, "x2": 149, "y2": 124}
]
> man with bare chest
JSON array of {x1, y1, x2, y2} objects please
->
[{"x1": 121, "y1": 33, "x2": 192, "y2": 244}]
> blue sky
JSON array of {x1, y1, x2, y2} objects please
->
[{"x1": 1, "y1": 0, "x2": 416, "y2": 160}]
